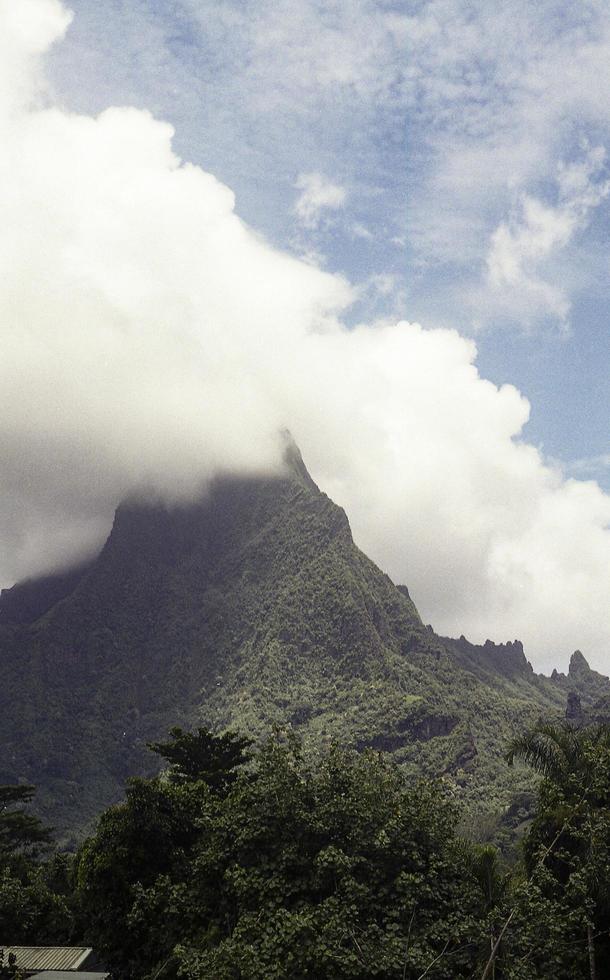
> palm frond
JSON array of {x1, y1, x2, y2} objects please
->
[{"x1": 505, "y1": 722, "x2": 583, "y2": 781}]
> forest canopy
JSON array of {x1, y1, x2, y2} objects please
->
[{"x1": 3, "y1": 722, "x2": 610, "y2": 979}]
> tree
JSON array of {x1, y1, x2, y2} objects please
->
[
  {"x1": 147, "y1": 726, "x2": 252, "y2": 790},
  {"x1": 0, "y1": 785, "x2": 51, "y2": 862},
  {"x1": 77, "y1": 727, "x2": 252, "y2": 979},
  {"x1": 174, "y1": 738, "x2": 483, "y2": 979},
  {"x1": 79, "y1": 729, "x2": 486, "y2": 979},
  {"x1": 467, "y1": 844, "x2": 509, "y2": 979},
  {"x1": 0, "y1": 785, "x2": 72, "y2": 943},
  {"x1": 501, "y1": 722, "x2": 610, "y2": 979}
]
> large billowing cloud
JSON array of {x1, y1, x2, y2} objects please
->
[{"x1": 1, "y1": 0, "x2": 609, "y2": 673}]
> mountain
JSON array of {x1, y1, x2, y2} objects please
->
[{"x1": 1, "y1": 444, "x2": 608, "y2": 843}]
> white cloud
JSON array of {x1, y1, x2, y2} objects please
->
[
  {"x1": 478, "y1": 146, "x2": 610, "y2": 327},
  {"x1": 294, "y1": 172, "x2": 347, "y2": 230},
  {"x1": 181, "y1": 0, "x2": 408, "y2": 107},
  {"x1": 567, "y1": 454, "x2": 610, "y2": 477},
  {"x1": 369, "y1": 273, "x2": 395, "y2": 296},
  {"x1": 399, "y1": 1, "x2": 610, "y2": 328},
  {"x1": 1, "y1": 1, "x2": 610, "y2": 675},
  {"x1": 350, "y1": 222, "x2": 373, "y2": 241},
  {"x1": 0, "y1": 0, "x2": 72, "y2": 116},
  {"x1": 482, "y1": 197, "x2": 576, "y2": 328}
]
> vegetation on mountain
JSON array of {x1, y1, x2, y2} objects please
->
[
  {"x1": 0, "y1": 439, "x2": 607, "y2": 980},
  {"x1": 1, "y1": 449, "x2": 607, "y2": 844}
]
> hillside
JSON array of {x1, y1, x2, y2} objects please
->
[{"x1": 0, "y1": 445, "x2": 608, "y2": 842}]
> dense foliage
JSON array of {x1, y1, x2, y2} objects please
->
[
  {"x1": 78, "y1": 730, "x2": 485, "y2": 979},
  {"x1": 0, "y1": 785, "x2": 74, "y2": 943},
  {"x1": 500, "y1": 723, "x2": 610, "y2": 979},
  {"x1": 4, "y1": 721, "x2": 610, "y2": 978}
]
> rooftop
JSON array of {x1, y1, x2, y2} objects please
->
[
  {"x1": 0, "y1": 948, "x2": 107, "y2": 976},
  {"x1": 29, "y1": 973, "x2": 109, "y2": 979}
]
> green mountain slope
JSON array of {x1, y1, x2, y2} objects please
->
[{"x1": 0, "y1": 446, "x2": 608, "y2": 841}]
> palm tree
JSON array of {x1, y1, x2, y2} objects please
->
[
  {"x1": 469, "y1": 844, "x2": 508, "y2": 980},
  {"x1": 506, "y1": 721, "x2": 590, "y2": 785},
  {"x1": 506, "y1": 722, "x2": 610, "y2": 980}
]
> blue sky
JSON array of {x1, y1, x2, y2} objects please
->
[{"x1": 48, "y1": 0, "x2": 610, "y2": 482}]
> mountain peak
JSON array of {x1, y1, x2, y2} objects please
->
[
  {"x1": 280, "y1": 430, "x2": 319, "y2": 492},
  {"x1": 569, "y1": 650, "x2": 591, "y2": 675}
]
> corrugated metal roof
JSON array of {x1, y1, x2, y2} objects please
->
[
  {"x1": 29, "y1": 973, "x2": 108, "y2": 979},
  {"x1": 1, "y1": 947, "x2": 93, "y2": 971}
]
